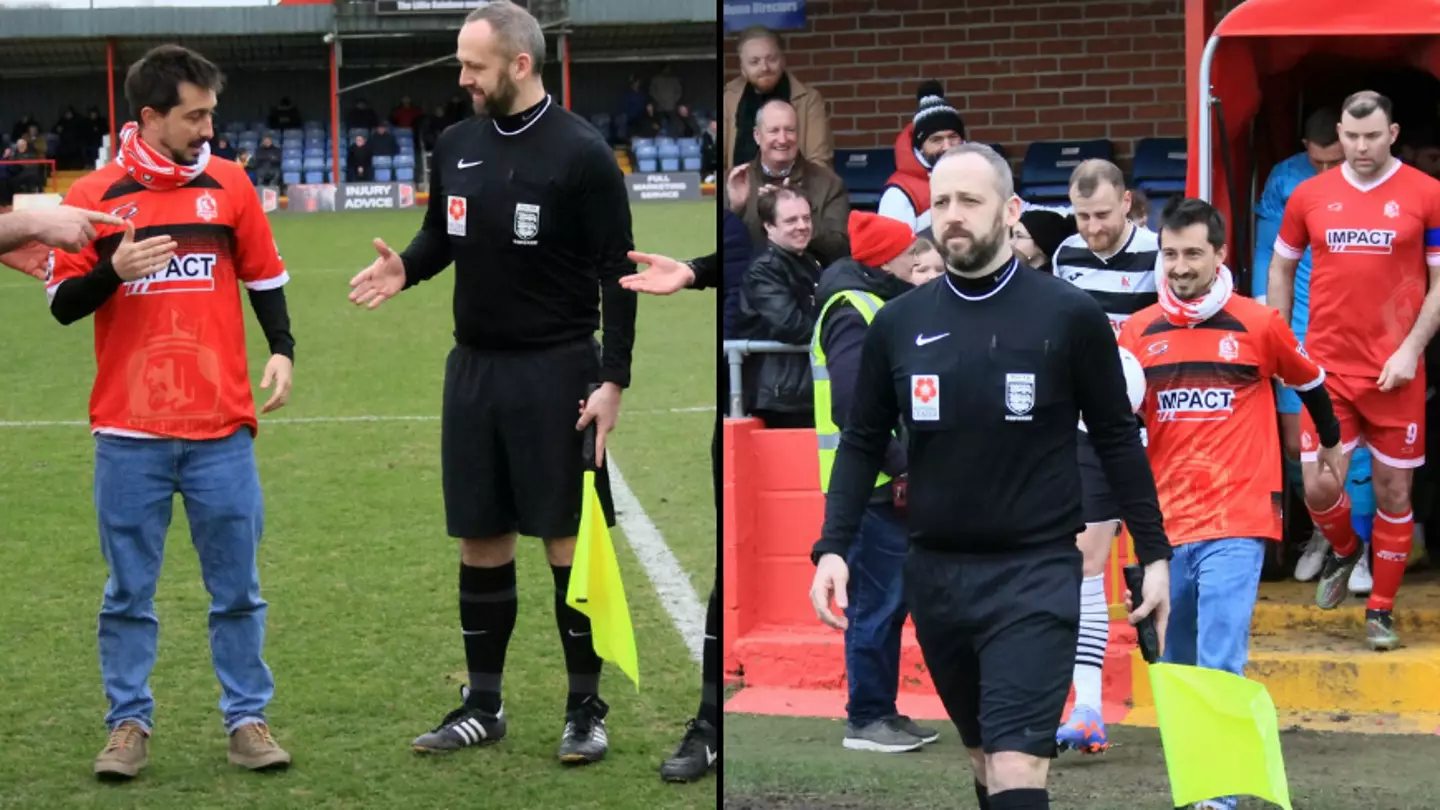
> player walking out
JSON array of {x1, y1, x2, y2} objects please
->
[
  {"x1": 48, "y1": 45, "x2": 295, "y2": 779},
  {"x1": 348, "y1": 0, "x2": 637, "y2": 762},
  {"x1": 1268, "y1": 90, "x2": 1440, "y2": 650}
]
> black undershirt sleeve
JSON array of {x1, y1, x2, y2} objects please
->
[
  {"x1": 400, "y1": 139, "x2": 453, "y2": 290},
  {"x1": 576, "y1": 142, "x2": 638, "y2": 388},
  {"x1": 687, "y1": 252, "x2": 718, "y2": 290},
  {"x1": 50, "y1": 260, "x2": 122, "y2": 326},
  {"x1": 1071, "y1": 300, "x2": 1172, "y2": 566},
  {"x1": 1298, "y1": 384, "x2": 1341, "y2": 448},
  {"x1": 247, "y1": 287, "x2": 295, "y2": 361}
]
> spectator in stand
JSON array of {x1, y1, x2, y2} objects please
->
[
  {"x1": 1012, "y1": 210, "x2": 1077, "y2": 273},
  {"x1": 12, "y1": 114, "x2": 38, "y2": 142},
  {"x1": 268, "y1": 96, "x2": 302, "y2": 130},
  {"x1": 622, "y1": 76, "x2": 649, "y2": 123},
  {"x1": 420, "y1": 104, "x2": 448, "y2": 151},
  {"x1": 650, "y1": 63, "x2": 683, "y2": 119},
  {"x1": 630, "y1": 101, "x2": 663, "y2": 140},
  {"x1": 1129, "y1": 188, "x2": 1152, "y2": 228},
  {"x1": 346, "y1": 99, "x2": 380, "y2": 130},
  {"x1": 671, "y1": 103, "x2": 700, "y2": 138},
  {"x1": 368, "y1": 121, "x2": 399, "y2": 159},
  {"x1": 9, "y1": 138, "x2": 43, "y2": 193},
  {"x1": 347, "y1": 134, "x2": 373, "y2": 182},
  {"x1": 254, "y1": 135, "x2": 282, "y2": 187},
  {"x1": 85, "y1": 107, "x2": 106, "y2": 160},
  {"x1": 391, "y1": 95, "x2": 423, "y2": 132},
  {"x1": 26, "y1": 124, "x2": 46, "y2": 161},
  {"x1": 53, "y1": 107, "x2": 87, "y2": 170},
  {"x1": 445, "y1": 94, "x2": 469, "y2": 126},
  {"x1": 212, "y1": 135, "x2": 237, "y2": 162},
  {"x1": 702, "y1": 119, "x2": 718, "y2": 181},
  {"x1": 723, "y1": 208, "x2": 752, "y2": 340},
  {"x1": 911, "y1": 237, "x2": 944, "y2": 283},
  {"x1": 879, "y1": 80, "x2": 966, "y2": 238},
  {"x1": 737, "y1": 186, "x2": 823, "y2": 429},
  {"x1": 236, "y1": 148, "x2": 252, "y2": 171},
  {"x1": 728, "y1": 99, "x2": 849, "y2": 266},
  {"x1": 724, "y1": 25, "x2": 833, "y2": 175}
]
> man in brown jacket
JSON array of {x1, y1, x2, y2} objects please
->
[
  {"x1": 727, "y1": 100, "x2": 849, "y2": 267},
  {"x1": 723, "y1": 26, "x2": 833, "y2": 176}
]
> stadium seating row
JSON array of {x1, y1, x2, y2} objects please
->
[
  {"x1": 630, "y1": 136, "x2": 707, "y2": 173},
  {"x1": 835, "y1": 137, "x2": 1187, "y2": 209}
]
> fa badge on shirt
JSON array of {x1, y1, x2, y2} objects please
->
[
  {"x1": 514, "y1": 202, "x2": 540, "y2": 245},
  {"x1": 1005, "y1": 373, "x2": 1035, "y2": 422}
]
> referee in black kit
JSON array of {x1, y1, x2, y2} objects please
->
[
  {"x1": 808, "y1": 143, "x2": 1171, "y2": 810},
  {"x1": 348, "y1": 0, "x2": 636, "y2": 764}
]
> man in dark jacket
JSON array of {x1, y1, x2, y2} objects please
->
[
  {"x1": 813, "y1": 211, "x2": 934, "y2": 753},
  {"x1": 738, "y1": 186, "x2": 823, "y2": 428},
  {"x1": 722, "y1": 208, "x2": 751, "y2": 339}
]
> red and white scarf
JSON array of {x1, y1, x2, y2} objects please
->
[
  {"x1": 1157, "y1": 263, "x2": 1234, "y2": 327},
  {"x1": 114, "y1": 121, "x2": 210, "y2": 191}
]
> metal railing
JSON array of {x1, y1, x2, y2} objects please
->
[{"x1": 722, "y1": 339, "x2": 808, "y2": 419}]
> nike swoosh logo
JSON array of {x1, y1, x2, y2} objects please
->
[
  {"x1": 706, "y1": 747, "x2": 717, "y2": 765},
  {"x1": 457, "y1": 159, "x2": 483, "y2": 169},
  {"x1": 915, "y1": 333, "x2": 950, "y2": 346},
  {"x1": 567, "y1": 629, "x2": 591, "y2": 637}
]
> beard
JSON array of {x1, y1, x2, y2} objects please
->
[
  {"x1": 937, "y1": 211, "x2": 1007, "y2": 275},
  {"x1": 165, "y1": 135, "x2": 207, "y2": 166},
  {"x1": 476, "y1": 72, "x2": 520, "y2": 118}
]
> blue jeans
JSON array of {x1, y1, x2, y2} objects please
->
[
  {"x1": 1161, "y1": 537, "x2": 1266, "y2": 810},
  {"x1": 843, "y1": 503, "x2": 909, "y2": 726},
  {"x1": 95, "y1": 430, "x2": 274, "y2": 733}
]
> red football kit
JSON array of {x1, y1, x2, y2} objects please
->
[
  {"x1": 1275, "y1": 159, "x2": 1440, "y2": 469},
  {"x1": 46, "y1": 158, "x2": 288, "y2": 440}
]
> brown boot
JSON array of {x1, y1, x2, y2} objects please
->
[
  {"x1": 227, "y1": 722, "x2": 292, "y2": 771},
  {"x1": 94, "y1": 721, "x2": 149, "y2": 780}
]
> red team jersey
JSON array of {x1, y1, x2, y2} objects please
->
[
  {"x1": 1119, "y1": 297, "x2": 1325, "y2": 545},
  {"x1": 46, "y1": 159, "x2": 288, "y2": 440},
  {"x1": 1275, "y1": 161, "x2": 1440, "y2": 378}
]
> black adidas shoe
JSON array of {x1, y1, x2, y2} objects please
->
[
  {"x1": 411, "y1": 686, "x2": 507, "y2": 753},
  {"x1": 557, "y1": 695, "x2": 609, "y2": 764},
  {"x1": 660, "y1": 717, "x2": 717, "y2": 782}
]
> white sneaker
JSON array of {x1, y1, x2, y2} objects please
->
[
  {"x1": 1294, "y1": 531, "x2": 1328, "y2": 581},
  {"x1": 1349, "y1": 544, "x2": 1373, "y2": 594}
]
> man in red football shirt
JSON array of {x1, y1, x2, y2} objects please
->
[
  {"x1": 46, "y1": 45, "x2": 295, "y2": 778},
  {"x1": 1268, "y1": 90, "x2": 1440, "y2": 649}
]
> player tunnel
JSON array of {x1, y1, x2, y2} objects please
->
[{"x1": 1188, "y1": 0, "x2": 1440, "y2": 298}]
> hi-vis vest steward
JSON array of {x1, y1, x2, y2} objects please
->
[{"x1": 810, "y1": 289, "x2": 893, "y2": 493}]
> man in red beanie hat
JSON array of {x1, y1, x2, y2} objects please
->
[{"x1": 809, "y1": 210, "x2": 934, "y2": 753}]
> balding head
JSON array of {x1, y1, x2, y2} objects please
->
[
  {"x1": 929, "y1": 144, "x2": 1021, "y2": 277},
  {"x1": 754, "y1": 99, "x2": 798, "y2": 170}
]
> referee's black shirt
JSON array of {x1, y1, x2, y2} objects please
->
[
  {"x1": 399, "y1": 95, "x2": 638, "y2": 387},
  {"x1": 811, "y1": 257, "x2": 1171, "y2": 567}
]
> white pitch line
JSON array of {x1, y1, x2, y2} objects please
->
[
  {"x1": 0, "y1": 405, "x2": 711, "y2": 429},
  {"x1": 606, "y1": 455, "x2": 706, "y2": 663}
]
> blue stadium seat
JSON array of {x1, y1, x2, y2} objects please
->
[
  {"x1": 1132, "y1": 137, "x2": 1187, "y2": 195},
  {"x1": 283, "y1": 128, "x2": 303, "y2": 140},
  {"x1": 682, "y1": 156, "x2": 702, "y2": 171},
  {"x1": 373, "y1": 155, "x2": 393, "y2": 169},
  {"x1": 637, "y1": 158, "x2": 658, "y2": 173},
  {"x1": 393, "y1": 154, "x2": 414, "y2": 168},
  {"x1": 632, "y1": 137, "x2": 655, "y2": 152},
  {"x1": 303, "y1": 171, "x2": 324, "y2": 184},
  {"x1": 660, "y1": 157, "x2": 680, "y2": 172},
  {"x1": 988, "y1": 143, "x2": 1008, "y2": 160},
  {"x1": 835, "y1": 148, "x2": 897, "y2": 209},
  {"x1": 678, "y1": 138, "x2": 702, "y2": 157},
  {"x1": 1020, "y1": 139, "x2": 1114, "y2": 202},
  {"x1": 281, "y1": 157, "x2": 303, "y2": 173},
  {"x1": 263, "y1": 129, "x2": 281, "y2": 141},
  {"x1": 375, "y1": 168, "x2": 393, "y2": 182},
  {"x1": 590, "y1": 113, "x2": 611, "y2": 140},
  {"x1": 303, "y1": 148, "x2": 324, "y2": 160},
  {"x1": 657, "y1": 142, "x2": 681, "y2": 159},
  {"x1": 396, "y1": 166, "x2": 415, "y2": 182},
  {"x1": 283, "y1": 171, "x2": 301, "y2": 186},
  {"x1": 303, "y1": 158, "x2": 327, "y2": 171}
]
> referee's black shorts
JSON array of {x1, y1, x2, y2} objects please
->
[
  {"x1": 441, "y1": 338, "x2": 616, "y2": 540},
  {"x1": 905, "y1": 542, "x2": 1081, "y2": 757},
  {"x1": 1077, "y1": 429, "x2": 1122, "y2": 525}
]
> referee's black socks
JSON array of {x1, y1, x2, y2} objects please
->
[
  {"x1": 551, "y1": 564, "x2": 603, "y2": 711},
  {"x1": 975, "y1": 781, "x2": 991, "y2": 810},
  {"x1": 459, "y1": 562, "x2": 517, "y2": 714},
  {"x1": 699, "y1": 586, "x2": 719, "y2": 727},
  {"x1": 988, "y1": 788, "x2": 1048, "y2": 809}
]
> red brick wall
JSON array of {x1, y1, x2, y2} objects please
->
[{"x1": 723, "y1": 0, "x2": 1244, "y2": 170}]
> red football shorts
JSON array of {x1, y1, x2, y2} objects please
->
[{"x1": 1300, "y1": 371, "x2": 1426, "y2": 469}]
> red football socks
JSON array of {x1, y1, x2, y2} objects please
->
[
  {"x1": 1308, "y1": 491, "x2": 1360, "y2": 558},
  {"x1": 1367, "y1": 509, "x2": 1413, "y2": 612}
]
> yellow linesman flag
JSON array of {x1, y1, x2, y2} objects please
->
[
  {"x1": 1150, "y1": 662, "x2": 1292, "y2": 810},
  {"x1": 566, "y1": 468, "x2": 640, "y2": 691}
]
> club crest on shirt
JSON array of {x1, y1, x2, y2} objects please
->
[
  {"x1": 195, "y1": 191, "x2": 218, "y2": 222},
  {"x1": 513, "y1": 202, "x2": 540, "y2": 244},
  {"x1": 110, "y1": 202, "x2": 140, "y2": 220},
  {"x1": 1218, "y1": 333, "x2": 1240, "y2": 362},
  {"x1": 1385, "y1": 200, "x2": 1401, "y2": 218},
  {"x1": 1005, "y1": 373, "x2": 1035, "y2": 422}
]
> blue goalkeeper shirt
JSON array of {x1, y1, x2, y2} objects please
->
[{"x1": 1252, "y1": 152, "x2": 1316, "y2": 339}]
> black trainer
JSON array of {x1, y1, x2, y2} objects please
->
[
  {"x1": 411, "y1": 686, "x2": 507, "y2": 753},
  {"x1": 660, "y1": 717, "x2": 717, "y2": 782},
  {"x1": 557, "y1": 695, "x2": 609, "y2": 764}
]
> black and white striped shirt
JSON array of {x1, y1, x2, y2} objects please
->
[{"x1": 1051, "y1": 223, "x2": 1160, "y2": 337}]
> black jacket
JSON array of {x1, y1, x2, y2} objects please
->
[
  {"x1": 738, "y1": 243, "x2": 823, "y2": 413},
  {"x1": 722, "y1": 209, "x2": 751, "y2": 338},
  {"x1": 815, "y1": 258, "x2": 913, "y2": 496}
]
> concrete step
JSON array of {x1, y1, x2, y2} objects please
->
[{"x1": 1249, "y1": 568, "x2": 1440, "y2": 634}]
